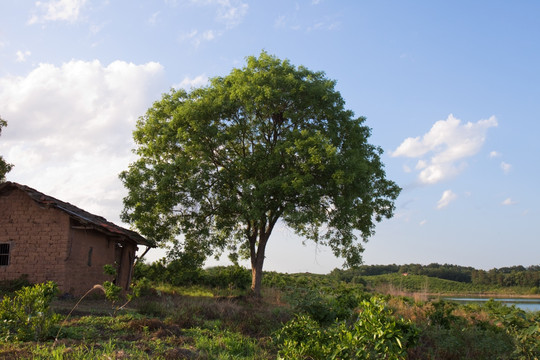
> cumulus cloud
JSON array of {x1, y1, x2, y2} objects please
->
[
  {"x1": 0, "y1": 60, "x2": 165, "y2": 223},
  {"x1": 28, "y1": 0, "x2": 87, "y2": 24},
  {"x1": 392, "y1": 114, "x2": 497, "y2": 184},
  {"x1": 502, "y1": 198, "x2": 517, "y2": 206},
  {"x1": 501, "y1": 161, "x2": 512, "y2": 174},
  {"x1": 436, "y1": 190, "x2": 457, "y2": 209},
  {"x1": 489, "y1": 150, "x2": 501, "y2": 158}
]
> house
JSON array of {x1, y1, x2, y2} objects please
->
[{"x1": 0, "y1": 181, "x2": 152, "y2": 295}]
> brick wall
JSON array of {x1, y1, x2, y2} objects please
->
[
  {"x1": 0, "y1": 188, "x2": 70, "y2": 289},
  {"x1": 64, "y1": 228, "x2": 116, "y2": 295},
  {"x1": 0, "y1": 187, "x2": 140, "y2": 295}
]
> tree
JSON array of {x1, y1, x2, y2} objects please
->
[
  {"x1": 0, "y1": 117, "x2": 13, "y2": 182},
  {"x1": 120, "y1": 52, "x2": 401, "y2": 296}
]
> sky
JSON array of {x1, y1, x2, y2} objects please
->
[{"x1": 1, "y1": 0, "x2": 539, "y2": 273}]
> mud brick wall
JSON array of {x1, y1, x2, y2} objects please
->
[
  {"x1": 0, "y1": 188, "x2": 69, "y2": 289},
  {"x1": 63, "y1": 230, "x2": 138, "y2": 294},
  {"x1": 63, "y1": 228, "x2": 117, "y2": 295}
]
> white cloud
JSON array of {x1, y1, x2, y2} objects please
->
[
  {"x1": 16, "y1": 51, "x2": 31, "y2": 63},
  {"x1": 29, "y1": 0, "x2": 87, "y2": 24},
  {"x1": 216, "y1": 0, "x2": 249, "y2": 28},
  {"x1": 392, "y1": 114, "x2": 498, "y2": 184},
  {"x1": 502, "y1": 198, "x2": 517, "y2": 206},
  {"x1": 0, "y1": 60, "x2": 165, "y2": 224},
  {"x1": 436, "y1": 190, "x2": 457, "y2": 209},
  {"x1": 187, "y1": 0, "x2": 248, "y2": 28},
  {"x1": 180, "y1": 29, "x2": 222, "y2": 46},
  {"x1": 489, "y1": 150, "x2": 501, "y2": 158},
  {"x1": 500, "y1": 161, "x2": 512, "y2": 174},
  {"x1": 175, "y1": 74, "x2": 209, "y2": 90}
]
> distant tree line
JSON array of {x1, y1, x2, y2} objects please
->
[
  {"x1": 330, "y1": 263, "x2": 540, "y2": 288},
  {"x1": 471, "y1": 265, "x2": 540, "y2": 288},
  {"x1": 134, "y1": 259, "x2": 540, "y2": 290}
]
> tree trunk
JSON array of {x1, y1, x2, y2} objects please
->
[
  {"x1": 250, "y1": 232, "x2": 269, "y2": 297},
  {"x1": 251, "y1": 255, "x2": 265, "y2": 297}
]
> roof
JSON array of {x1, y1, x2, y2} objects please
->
[{"x1": 0, "y1": 181, "x2": 153, "y2": 247}]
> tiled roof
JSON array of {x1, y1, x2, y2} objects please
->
[{"x1": 0, "y1": 181, "x2": 153, "y2": 247}]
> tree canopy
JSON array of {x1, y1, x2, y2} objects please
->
[
  {"x1": 120, "y1": 52, "x2": 401, "y2": 295},
  {"x1": 0, "y1": 117, "x2": 13, "y2": 182}
]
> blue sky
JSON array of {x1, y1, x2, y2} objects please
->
[{"x1": 1, "y1": 0, "x2": 538, "y2": 273}]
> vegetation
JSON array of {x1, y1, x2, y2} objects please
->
[
  {"x1": 0, "y1": 116, "x2": 13, "y2": 181},
  {"x1": 0, "y1": 264, "x2": 538, "y2": 359},
  {"x1": 120, "y1": 51, "x2": 400, "y2": 295},
  {"x1": 0, "y1": 281, "x2": 60, "y2": 342},
  {"x1": 331, "y1": 263, "x2": 540, "y2": 294}
]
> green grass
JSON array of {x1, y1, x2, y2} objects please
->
[{"x1": 0, "y1": 272, "x2": 539, "y2": 359}]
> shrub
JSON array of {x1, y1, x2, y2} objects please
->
[
  {"x1": 483, "y1": 300, "x2": 540, "y2": 359},
  {"x1": 275, "y1": 295, "x2": 419, "y2": 359},
  {"x1": 131, "y1": 277, "x2": 153, "y2": 298},
  {"x1": 202, "y1": 266, "x2": 251, "y2": 290},
  {"x1": 0, "y1": 281, "x2": 60, "y2": 341}
]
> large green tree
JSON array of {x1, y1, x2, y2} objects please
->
[
  {"x1": 0, "y1": 117, "x2": 13, "y2": 182},
  {"x1": 120, "y1": 52, "x2": 401, "y2": 295}
]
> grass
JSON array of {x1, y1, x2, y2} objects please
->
[
  {"x1": 45, "y1": 287, "x2": 289, "y2": 359},
  {"x1": 0, "y1": 273, "x2": 539, "y2": 359}
]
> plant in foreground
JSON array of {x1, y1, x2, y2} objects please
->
[
  {"x1": 275, "y1": 295, "x2": 418, "y2": 359},
  {"x1": 0, "y1": 281, "x2": 59, "y2": 342}
]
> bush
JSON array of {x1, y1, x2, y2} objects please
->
[
  {"x1": 202, "y1": 266, "x2": 251, "y2": 290},
  {"x1": 0, "y1": 281, "x2": 60, "y2": 341},
  {"x1": 275, "y1": 295, "x2": 419, "y2": 359},
  {"x1": 131, "y1": 277, "x2": 153, "y2": 298}
]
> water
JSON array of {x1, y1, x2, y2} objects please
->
[{"x1": 444, "y1": 297, "x2": 540, "y2": 312}]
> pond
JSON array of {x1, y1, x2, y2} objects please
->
[{"x1": 444, "y1": 297, "x2": 540, "y2": 312}]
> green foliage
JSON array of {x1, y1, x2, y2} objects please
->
[
  {"x1": 482, "y1": 300, "x2": 540, "y2": 359},
  {"x1": 134, "y1": 261, "x2": 250, "y2": 291},
  {"x1": 1, "y1": 272, "x2": 539, "y2": 359},
  {"x1": 284, "y1": 285, "x2": 365, "y2": 326},
  {"x1": 120, "y1": 51, "x2": 400, "y2": 295},
  {"x1": 130, "y1": 277, "x2": 153, "y2": 298},
  {"x1": 0, "y1": 117, "x2": 13, "y2": 181},
  {"x1": 472, "y1": 265, "x2": 540, "y2": 288},
  {"x1": 426, "y1": 301, "x2": 460, "y2": 329},
  {"x1": 102, "y1": 264, "x2": 117, "y2": 277},
  {"x1": 102, "y1": 281, "x2": 122, "y2": 303},
  {"x1": 275, "y1": 295, "x2": 418, "y2": 359},
  {"x1": 332, "y1": 263, "x2": 540, "y2": 288},
  {"x1": 202, "y1": 266, "x2": 251, "y2": 290},
  {"x1": 411, "y1": 325, "x2": 514, "y2": 360},
  {"x1": 365, "y1": 273, "x2": 488, "y2": 294},
  {"x1": 133, "y1": 257, "x2": 204, "y2": 286},
  {"x1": 185, "y1": 327, "x2": 263, "y2": 359},
  {"x1": 0, "y1": 281, "x2": 59, "y2": 342}
]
